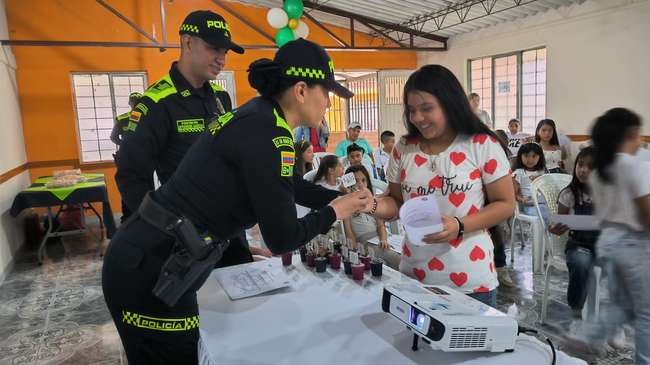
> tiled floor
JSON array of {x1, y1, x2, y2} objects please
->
[{"x1": 0, "y1": 223, "x2": 635, "y2": 365}]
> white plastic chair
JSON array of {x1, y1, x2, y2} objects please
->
[
  {"x1": 311, "y1": 152, "x2": 336, "y2": 171},
  {"x1": 530, "y1": 173, "x2": 572, "y2": 323},
  {"x1": 509, "y1": 207, "x2": 545, "y2": 273},
  {"x1": 303, "y1": 169, "x2": 317, "y2": 182}
]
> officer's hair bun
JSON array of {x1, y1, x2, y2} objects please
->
[{"x1": 248, "y1": 59, "x2": 282, "y2": 97}]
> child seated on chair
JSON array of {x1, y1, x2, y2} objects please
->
[
  {"x1": 512, "y1": 142, "x2": 550, "y2": 223},
  {"x1": 312, "y1": 155, "x2": 344, "y2": 191},
  {"x1": 549, "y1": 147, "x2": 600, "y2": 318},
  {"x1": 343, "y1": 165, "x2": 399, "y2": 269}
]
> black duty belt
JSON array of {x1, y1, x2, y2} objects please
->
[{"x1": 138, "y1": 192, "x2": 229, "y2": 307}]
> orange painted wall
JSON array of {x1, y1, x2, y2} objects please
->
[{"x1": 6, "y1": 0, "x2": 417, "y2": 214}]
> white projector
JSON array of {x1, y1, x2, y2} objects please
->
[{"x1": 382, "y1": 282, "x2": 518, "y2": 353}]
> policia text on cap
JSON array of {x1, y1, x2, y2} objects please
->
[{"x1": 102, "y1": 36, "x2": 373, "y2": 363}]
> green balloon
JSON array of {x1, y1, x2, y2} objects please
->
[
  {"x1": 283, "y1": 0, "x2": 304, "y2": 19},
  {"x1": 275, "y1": 27, "x2": 295, "y2": 47}
]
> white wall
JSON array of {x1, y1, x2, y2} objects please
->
[
  {"x1": 417, "y1": 0, "x2": 650, "y2": 134},
  {"x1": 0, "y1": 0, "x2": 30, "y2": 283}
]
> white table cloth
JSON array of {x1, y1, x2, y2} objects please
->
[{"x1": 198, "y1": 256, "x2": 585, "y2": 365}]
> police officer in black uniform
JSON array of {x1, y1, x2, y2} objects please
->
[
  {"x1": 111, "y1": 91, "x2": 142, "y2": 222},
  {"x1": 102, "y1": 38, "x2": 373, "y2": 364},
  {"x1": 110, "y1": 92, "x2": 142, "y2": 146},
  {"x1": 115, "y1": 10, "x2": 242, "y2": 220},
  {"x1": 115, "y1": 10, "x2": 259, "y2": 265}
]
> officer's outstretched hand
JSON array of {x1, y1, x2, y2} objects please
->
[{"x1": 329, "y1": 190, "x2": 372, "y2": 220}]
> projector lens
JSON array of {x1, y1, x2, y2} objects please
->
[{"x1": 409, "y1": 307, "x2": 426, "y2": 331}]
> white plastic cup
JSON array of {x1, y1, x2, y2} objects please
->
[{"x1": 399, "y1": 195, "x2": 444, "y2": 247}]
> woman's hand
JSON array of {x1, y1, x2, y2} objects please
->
[
  {"x1": 249, "y1": 246, "x2": 272, "y2": 257},
  {"x1": 549, "y1": 223, "x2": 569, "y2": 236},
  {"x1": 379, "y1": 240, "x2": 390, "y2": 251},
  {"x1": 329, "y1": 190, "x2": 371, "y2": 219},
  {"x1": 422, "y1": 215, "x2": 460, "y2": 244}
]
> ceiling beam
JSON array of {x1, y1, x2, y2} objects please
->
[
  {"x1": 0, "y1": 39, "x2": 447, "y2": 51},
  {"x1": 302, "y1": 0, "x2": 448, "y2": 44},
  {"x1": 302, "y1": 12, "x2": 350, "y2": 47}
]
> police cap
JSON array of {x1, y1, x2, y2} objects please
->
[
  {"x1": 275, "y1": 38, "x2": 353, "y2": 99},
  {"x1": 179, "y1": 10, "x2": 244, "y2": 54}
]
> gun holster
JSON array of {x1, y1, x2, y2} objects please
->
[{"x1": 138, "y1": 192, "x2": 229, "y2": 307}]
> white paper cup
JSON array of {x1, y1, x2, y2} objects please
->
[{"x1": 399, "y1": 195, "x2": 444, "y2": 247}]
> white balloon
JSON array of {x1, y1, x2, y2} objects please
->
[
  {"x1": 267, "y1": 8, "x2": 288, "y2": 29},
  {"x1": 294, "y1": 20, "x2": 310, "y2": 38}
]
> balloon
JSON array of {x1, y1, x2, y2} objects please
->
[
  {"x1": 275, "y1": 27, "x2": 295, "y2": 47},
  {"x1": 284, "y1": 0, "x2": 304, "y2": 19},
  {"x1": 294, "y1": 20, "x2": 309, "y2": 38},
  {"x1": 267, "y1": 7, "x2": 288, "y2": 29},
  {"x1": 288, "y1": 18, "x2": 299, "y2": 30}
]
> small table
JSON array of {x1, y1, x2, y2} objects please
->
[
  {"x1": 10, "y1": 173, "x2": 116, "y2": 263},
  {"x1": 197, "y1": 256, "x2": 586, "y2": 365}
]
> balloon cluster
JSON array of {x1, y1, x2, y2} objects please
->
[{"x1": 266, "y1": 0, "x2": 309, "y2": 47}]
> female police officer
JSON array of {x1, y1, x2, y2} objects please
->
[{"x1": 102, "y1": 38, "x2": 371, "y2": 364}]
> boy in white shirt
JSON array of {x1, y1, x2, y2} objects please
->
[{"x1": 372, "y1": 130, "x2": 395, "y2": 181}]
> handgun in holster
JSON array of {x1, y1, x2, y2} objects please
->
[{"x1": 138, "y1": 192, "x2": 229, "y2": 307}]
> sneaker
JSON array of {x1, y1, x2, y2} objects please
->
[
  {"x1": 607, "y1": 327, "x2": 629, "y2": 350},
  {"x1": 563, "y1": 335, "x2": 608, "y2": 362},
  {"x1": 497, "y1": 267, "x2": 516, "y2": 288}
]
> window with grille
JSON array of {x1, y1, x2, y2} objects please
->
[
  {"x1": 71, "y1": 72, "x2": 147, "y2": 163},
  {"x1": 468, "y1": 47, "x2": 546, "y2": 134},
  {"x1": 326, "y1": 94, "x2": 347, "y2": 133},
  {"x1": 213, "y1": 70, "x2": 237, "y2": 107},
  {"x1": 521, "y1": 48, "x2": 547, "y2": 133},
  {"x1": 469, "y1": 57, "x2": 493, "y2": 122},
  {"x1": 384, "y1": 76, "x2": 407, "y2": 105},
  {"x1": 347, "y1": 75, "x2": 378, "y2": 131}
]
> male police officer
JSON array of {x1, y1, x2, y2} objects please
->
[
  {"x1": 110, "y1": 92, "x2": 142, "y2": 146},
  {"x1": 115, "y1": 10, "x2": 243, "y2": 220}
]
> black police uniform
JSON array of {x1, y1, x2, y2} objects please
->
[
  {"x1": 115, "y1": 62, "x2": 232, "y2": 214},
  {"x1": 110, "y1": 112, "x2": 130, "y2": 146},
  {"x1": 103, "y1": 38, "x2": 354, "y2": 364}
]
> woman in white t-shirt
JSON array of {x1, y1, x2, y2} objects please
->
[
  {"x1": 569, "y1": 108, "x2": 650, "y2": 364},
  {"x1": 312, "y1": 155, "x2": 343, "y2": 191},
  {"x1": 368, "y1": 65, "x2": 516, "y2": 307}
]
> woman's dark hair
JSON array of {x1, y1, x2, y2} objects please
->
[
  {"x1": 345, "y1": 165, "x2": 373, "y2": 193},
  {"x1": 591, "y1": 107, "x2": 642, "y2": 183},
  {"x1": 513, "y1": 142, "x2": 546, "y2": 171},
  {"x1": 562, "y1": 146, "x2": 595, "y2": 208},
  {"x1": 402, "y1": 65, "x2": 507, "y2": 152},
  {"x1": 294, "y1": 140, "x2": 313, "y2": 176},
  {"x1": 494, "y1": 129, "x2": 512, "y2": 158},
  {"x1": 313, "y1": 155, "x2": 340, "y2": 183},
  {"x1": 535, "y1": 119, "x2": 560, "y2": 146},
  {"x1": 248, "y1": 58, "x2": 318, "y2": 98}
]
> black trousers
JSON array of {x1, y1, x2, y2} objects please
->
[{"x1": 102, "y1": 217, "x2": 252, "y2": 364}]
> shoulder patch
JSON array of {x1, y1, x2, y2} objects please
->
[
  {"x1": 280, "y1": 151, "x2": 295, "y2": 177},
  {"x1": 116, "y1": 112, "x2": 130, "y2": 121},
  {"x1": 208, "y1": 111, "x2": 236, "y2": 136},
  {"x1": 272, "y1": 136, "x2": 294, "y2": 149},
  {"x1": 134, "y1": 102, "x2": 149, "y2": 115},
  {"x1": 143, "y1": 75, "x2": 177, "y2": 103},
  {"x1": 129, "y1": 111, "x2": 142, "y2": 122},
  {"x1": 209, "y1": 82, "x2": 225, "y2": 92}
]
